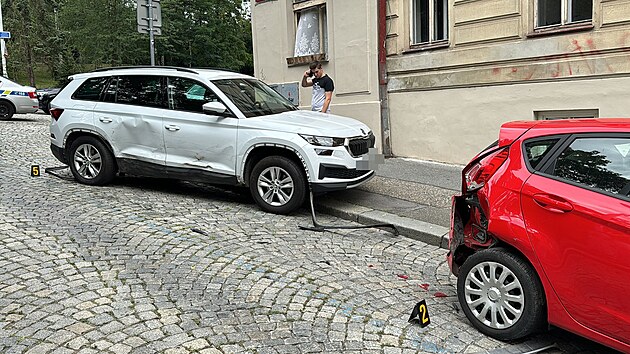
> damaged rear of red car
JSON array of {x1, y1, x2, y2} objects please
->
[
  {"x1": 448, "y1": 119, "x2": 630, "y2": 352},
  {"x1": 449, "y1": 121, "x2": 534, "y2": 276}
]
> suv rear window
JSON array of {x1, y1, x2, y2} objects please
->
[
  {"x1": 104, "y1": 75, "x2": 165, "y2": 108},
  {"x1": 72, "y1": 77, "x2": 109, "y2": 101}
]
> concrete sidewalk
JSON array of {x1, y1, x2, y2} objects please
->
[{"x1": 316, "y1": 158, "x2": 464, "y2": 248}]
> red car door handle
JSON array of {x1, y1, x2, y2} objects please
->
[{"x1": 533, "y1": 194, "x2": 574, "y2": 213}]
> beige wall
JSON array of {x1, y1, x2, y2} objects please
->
[
  {"x1": 389, "y1": 76, "x2": 630, "y2": 164},
  {"x1": 251, "y1": 0, "x2": 383, "y2": 149},
  {"x1": 252, "y1": 0, "x2": 630, "y2": 164},
  {"x1": 385, "y1": 0, "x2": 630, "y2": 163}
]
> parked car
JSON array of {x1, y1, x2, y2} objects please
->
[
  {"x1": 0, "y1": 76, "x2": 38, "y2": 120},
  {"x1": 448, "y1": 118, "x2": 630, "y2": 352},
  {"x1": 49, "y1": 66, "x2": 376, "y2": 214},
  {"x1": 36, "y1": 87, "x2": 60, "y2": 114}
]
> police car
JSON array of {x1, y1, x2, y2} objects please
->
[{"x1": 0, "y1": 76, "x2": 38, "y2": 120}]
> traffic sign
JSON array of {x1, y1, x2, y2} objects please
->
[
  {"x1": 137, "y1": 0, "x2": 162, "y2": 65},
  {"x1": 0, "y1": 32, "x2": 11, "y2": 39},
  {"x1": 137, "y1": 0, "x2": 162, "y2": 28},
  {"x1": 137, "y1": 25, "x2": 162, "y2": 35}
]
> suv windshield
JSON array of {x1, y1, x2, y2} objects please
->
[{"x1": 212, "y1": 78, "x2": 297, "y2": 118}]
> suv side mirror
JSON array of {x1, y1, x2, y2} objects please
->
[{"x1": 202, "y1": 101, "x2": 233, "y2": 117}]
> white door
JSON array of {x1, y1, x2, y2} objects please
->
[
  {"x1": 162, "y1": 77, "x2": 238, "y2": 178},
  {"x1": 93, "y1": 75, "x2": 167, "y2": 167}
]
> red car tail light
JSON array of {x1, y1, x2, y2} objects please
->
[
  {"x1": 464, "y1": 147, "x2": 509, "y2": 192},
  {"x1": 28, "y1": 91, "x2": 37, "y2": 99},
  {"x1": 50, "y1": 108, "x2": 64, "y2": 121}
]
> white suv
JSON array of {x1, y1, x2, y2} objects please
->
[{"x1": 49, "y1": 66, "x2": 376, "y2": 214}]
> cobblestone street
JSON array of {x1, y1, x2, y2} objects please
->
[{"x1": 0, "y1": 114, "x2": 616, "y2": 354}]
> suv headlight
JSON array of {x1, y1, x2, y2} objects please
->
[{"x1": 299, "y1": 134, "x2": 345, "y2": 147}]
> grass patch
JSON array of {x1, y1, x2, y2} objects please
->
[{"x1": 9, "y1": 65, "x2": 57, "y2": 88}]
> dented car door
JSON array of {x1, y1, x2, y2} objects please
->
[
  {"x1": 162, "y1": 76, "x2": 238, "y2": 178},
  {"x1": 93, "y1": 75, "x2": 167, "y2": 168}
]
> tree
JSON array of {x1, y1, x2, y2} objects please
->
[
  {"x1": 4, "y1": 0, "x2": 59, "y2": 86},
  {"x1": 156, "y1": 0, "x2": 252, "y2": 72},
  {"x1": 58, "y1": 0, "x2": 146, "y2": 68},
  {"x1": 1, "y1": 0, "x2": 254, "y2": 86}
]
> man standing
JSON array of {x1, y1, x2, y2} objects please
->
[{"x1": 301, "y1": 61, "x2": 334, "y2": 113}]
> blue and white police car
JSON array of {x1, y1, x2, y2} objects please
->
[{"x1": 0, "y1": 76, "x2": 38, "y2": 120}]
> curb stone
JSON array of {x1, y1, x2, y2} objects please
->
[{"x1": 316, "y1": 199, "x2": 450, "y2": 248}]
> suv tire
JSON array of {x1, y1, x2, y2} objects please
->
[
  {"x1": 457, "y1": 248, "x2": 546, "y2": 341},
  {"x1": 69, "y1": 136, "x2": 116, "y2": 186},
  {"x1": 0, "y1": 101, "x2": 15, "y2": 120},
  {"x1": 249, "y1": 156, "x2": 306, "y2": 214}
]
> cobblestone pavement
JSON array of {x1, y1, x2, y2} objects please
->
[{"x1": 0, "y1": 114, "x2": 617, "y2": 353}]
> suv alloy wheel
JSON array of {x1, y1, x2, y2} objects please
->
[
  {"x1": 249, "y1": 156, "x2": 306, "y2": 214},
  {"x1": 69, "y1": 136, "x2": 117, "y2": 186}
]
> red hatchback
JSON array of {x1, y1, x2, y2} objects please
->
[{"x1": 448, "y1": 118, "x2": 630, "y2": 352}]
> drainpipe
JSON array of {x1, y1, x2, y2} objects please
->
[{"x1": 378, "y1": 0, "x2": 393, "y2": 157}]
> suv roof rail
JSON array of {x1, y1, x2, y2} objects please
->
[
  {"x1": 195, "y1": 67, "x2": 240, "y2": 74},
  {"x1": 91, "y1": 66, "x2": 199, "y2": 74}
]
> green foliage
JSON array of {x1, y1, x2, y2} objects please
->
[
  {"x1": 156, "y1": 0, "x2": 252, "y2": 72},
  {"x1": 60, "y1": 0, "x2": 147, "y2": 67},
  {"x1": 11, "y1": 65, "x2": 57, "y2": 88},
  {"x1": 4, "y1": 0, "x2": 59, "y2": 86},
  {"x1": 2, "y1": 0, "x2": 253, "y2": 87}
]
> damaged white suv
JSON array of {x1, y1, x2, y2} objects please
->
[{"x1": 49, "y1": 66, "x2": 376, "y2": 214}]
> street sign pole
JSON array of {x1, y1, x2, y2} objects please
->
[
  {"x1": 0, "y1": 0, "x2": 8, "y2": 77},
  {"x1": 138, "y1": 0, "x2": 161, "y2": 65},
  {"x1": 148, "y1": 0, "x2": 155, "y2": 66}
]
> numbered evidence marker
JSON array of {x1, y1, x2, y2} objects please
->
[
  {"x1": 31, "y1": 165, "x2": 40, "y2": 177},
  {"x1": 408, "y1": 299, "x2": 431, "y2": 327}
]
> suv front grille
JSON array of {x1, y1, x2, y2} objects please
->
[{"x1": 347, "y1": 132, "x2": 375, "y2": 157}]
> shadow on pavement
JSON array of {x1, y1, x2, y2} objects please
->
[{"x1": 111, "y1": 176, "x2": 255, "y2": 205}]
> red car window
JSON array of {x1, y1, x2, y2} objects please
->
[
  {"x1": 551, "y1": 137, "x2": 630, "y2": 196},
  {"x1": 523, "y1": 138, "x2": 561, "y2": 170}
]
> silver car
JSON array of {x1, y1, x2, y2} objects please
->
[{"x1": 0, "y1": 76, "x2": 38, "y2": 120}]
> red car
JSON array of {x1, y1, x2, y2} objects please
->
[{"x1": 448, "y1": 118, "x2": 630, "y2": 352}]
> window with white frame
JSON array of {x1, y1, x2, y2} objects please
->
[
  {"x1": 536, "y1": 0, "x2": 592, "y2": 28},
  {"x1": 293, "y1": 1, "x2": 327, "y2": 57},
  {"x1": 412, "y1": 0, "x2": 448, "y2": 45}
]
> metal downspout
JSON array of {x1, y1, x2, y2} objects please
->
[{"x1": 378, "y1": 0, "x2": 393, "y2": 157}]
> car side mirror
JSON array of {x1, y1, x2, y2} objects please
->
[{"x1": 202, "y1": 101, "x2": 233, "y2": 117}]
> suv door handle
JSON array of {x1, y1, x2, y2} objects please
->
[
  {"x1": 532, "y1": 193, "x2": 574, "y2": 213},
  {"x1": 165, "y1": 125, "x2": 180, "y2": 131},
  {"x1": 99, "y1": 117, "x2": 113, "y2": 123}
]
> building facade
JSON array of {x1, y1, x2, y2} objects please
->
[
  {"x1": 251, "y1": 0, "x2": 630, "y2": 164},
  {"x1": 251, "y1": 0, "x2": 383, "y2": 147}
]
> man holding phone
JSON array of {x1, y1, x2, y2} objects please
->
[{"x1": 301, "y1": 61, "x2": 334, "y2": 113}]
